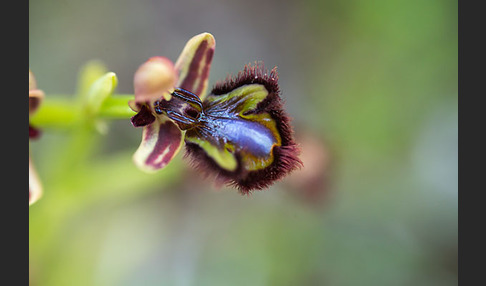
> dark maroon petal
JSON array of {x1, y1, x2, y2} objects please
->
[
  {"x1": 29, "y1": 125, "x2": 41, "y2": 139},
  {"x1": 130, "y1": 104, "x2": 156, "y2": 127}
]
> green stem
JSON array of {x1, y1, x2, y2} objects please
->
[
  {"x1": 98, "y1": 95, "x2": 136, "y2": 118},
  {"x1": 30, "y1": 94, "x2": 136, "y2": 129},
  {"x1": 30, "y1": 97, "x2": 79, "y2": 128}
]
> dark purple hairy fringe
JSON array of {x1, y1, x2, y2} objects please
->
[
  {"x1": 184, "y1": 62, "x2": 303, "y2": 195},
  {"x1": 211, "y1": 61, "x2": 280, "y2": 97}
]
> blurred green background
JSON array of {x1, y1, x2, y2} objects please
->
[{"x1": 29, "y1": 0, "x2": 458, "y2": 285}]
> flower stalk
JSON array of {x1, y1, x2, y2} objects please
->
[{"x1": 30, "y1": 94, "x2": 136, "y2": 129}]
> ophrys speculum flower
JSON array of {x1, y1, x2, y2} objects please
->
[{"x1": 131, "y1": 33, "x2": 302, "y2": 194}]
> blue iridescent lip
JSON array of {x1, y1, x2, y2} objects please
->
[
  {"x1": 209, "y1": 117, "x2": 276, "y2": 157},
  {"x1": 156, "y1": 88, "x2": 277, "y2": 158}
]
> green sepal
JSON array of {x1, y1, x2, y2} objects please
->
[{"x1": 84, "y1": 72, "x2": 118, "y2": 116}]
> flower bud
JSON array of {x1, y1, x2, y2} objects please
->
[{"x1": 134, "y1": 57, "x2": 177, "y2": 105}]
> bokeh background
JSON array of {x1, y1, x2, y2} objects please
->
[{"x1": 29, "y1": 0, "x2": 458, "y2": 285}]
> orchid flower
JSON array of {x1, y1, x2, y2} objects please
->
[
  {"x1": 130, "y1": 33, "x2": 302, "y2": 194},
  {"x1": 29, "y1": 70, "x2": 44, "y2": 205}
]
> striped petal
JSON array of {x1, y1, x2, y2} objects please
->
[
  {"x1": 174, "y1": 32, "x2": 215, "y2": 99},
  {"x1": 133, "y1": 117, "x2": 184, "y2": 172}
]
